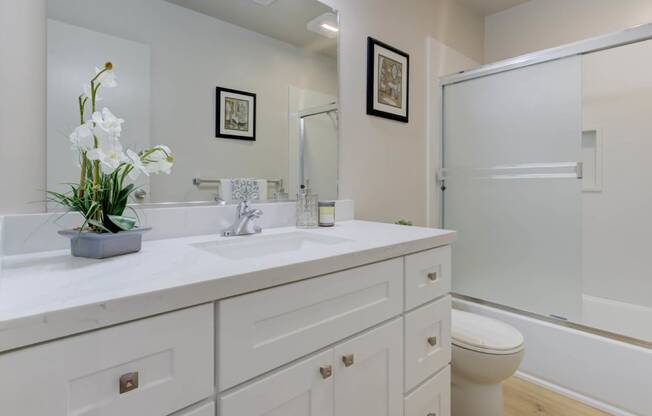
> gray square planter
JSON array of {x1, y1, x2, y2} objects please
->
[{"x1": 58, "y1": 228, "x2": 151, "y2": 259}]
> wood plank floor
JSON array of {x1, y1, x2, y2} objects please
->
[{"x1": 504, "y1": 377, "x2": 612, "y2": 416}]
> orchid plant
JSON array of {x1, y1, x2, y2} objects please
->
[{"x1": 49, "y1": 62, "x2": 174, "y2": 233}]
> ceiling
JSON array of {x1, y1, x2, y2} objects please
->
[
  {"x1": 457, "y1": 0, "x2": 530, "y2": 16},
  {"x1": 165, "y1": 0, "x2": 337, "y2": 57}
]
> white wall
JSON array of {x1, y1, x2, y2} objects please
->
[
  {"x1": 485, "y1": 0, "x2": 652, "y2": 62},
  {"x1": 0, "y1": 0, "x2": 46, "y2": 214},
  {"x1": 319, "y1": 0, "x2": 484, "y2": 225},
  {"x1": 47, "y1": 0, "x2": 338, "y2": 203}
]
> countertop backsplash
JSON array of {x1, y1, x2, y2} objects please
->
[{"x1": 0, "y1": 200, "x2": 354, "y2": 256}]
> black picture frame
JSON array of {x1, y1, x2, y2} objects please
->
[
  {"x1": 366, "y1": 37, "x2": 410, "y2": 123},
  {"x1": 215, "y1": 87, "x2": 256, "y2": 141}
]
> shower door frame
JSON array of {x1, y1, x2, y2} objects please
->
[
  {"x1": 438, "y1": 21, "x2": 652, "y2": 348},
  {"x1": 440, "y1": 22, "x2": 652, "y2": 87}
]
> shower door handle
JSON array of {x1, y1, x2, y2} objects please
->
[{"x1": 439, "y1": 162, "x2": 583, "y2": 181}]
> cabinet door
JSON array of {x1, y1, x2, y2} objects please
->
[
  {"x1": 220, "y1": 350, "x2": 334, "y2": 416},
  {"x1": 334, "y1": 319, "x2": 403, "y2": 416}
]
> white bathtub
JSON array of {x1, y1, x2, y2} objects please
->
[
  {"x1": 454, "y1": 297, "x2": 652, "y2": 416},
  {"x1": 583, "y1": 294, "x2": 652, "y2": 344}
]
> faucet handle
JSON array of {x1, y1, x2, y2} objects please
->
[{"x1": 236, "y1": 200, "x2": 249, "y2": 215}]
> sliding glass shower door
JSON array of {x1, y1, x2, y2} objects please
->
[{"x1": 443, "y1": 56, "x2": 583, "y2": 321}]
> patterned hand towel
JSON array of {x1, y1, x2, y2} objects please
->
[{"x1": 221, "y1": 178, "x2": 267, "y2": 201}]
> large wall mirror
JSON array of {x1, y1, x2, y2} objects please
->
[{"x1": 46, "y1": 0, "x2": 339, "y2": 207}]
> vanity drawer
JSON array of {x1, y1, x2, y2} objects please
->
[
  {"x1": 404, "y1": 366, "x2": 451, "y2": 416},
  {"x1": 404, "y1": 296, "x2": 451, "y2": 392},
  {"x1": 405, "y1": 246, "x2": 451, "y2": 310},
  {"x1": 0, "y1": 304, "x2": 214, "y2": 416},
  {"x1": 218, "y1": 258, "x2": 404, "y2": 390}
]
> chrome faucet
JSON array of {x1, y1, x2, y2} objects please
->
[{"x1": 222, "y1": 200, "x2": 263, "y2": 237}]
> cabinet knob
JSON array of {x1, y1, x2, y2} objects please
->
[
  {"x1": 342, "y1": 354, "x2": 354, "y2": 367},
  {"x1": 319, "y1": 365, "x2": 333, "y2": 379},
  {"x1": 427, "y1": 336, "x2": 438, "y2": 347},
  {"x1": 427, "y1": 272, "x2": 438, "y2": 282},
  {"x1": 119, "y1": 372, "x2": 139, "y2": 394}
]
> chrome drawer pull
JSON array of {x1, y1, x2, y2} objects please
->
[
  {"x1": 427, "y1": 413, "x2": 437, "y2": 416},
  {"x1": 119, "y1": 372, "x2": 139, "y2": 394},
  {"x1": 427, "y1": 272, "x2": 438, "y2": 282},
  {"x1": 342, "y1": 354, "x2": 354, "y2": 367},
  {"x1": 427, "y1": 336, "x2": 437, "y2": 347},
  {"x1": 320, "y1": 365, "x2": 333, "y2": 379}
]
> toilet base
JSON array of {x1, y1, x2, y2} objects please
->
[{"x1": 452, "y1": 371, "x2": 504, "y2": 416}]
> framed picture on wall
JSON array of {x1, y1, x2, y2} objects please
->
[
  {"x1": 216, "y1": 87, "x2": 256, "y2": 140},
  {"x1": 366, "y1": 37, "x2": 409, "y2": 123}
]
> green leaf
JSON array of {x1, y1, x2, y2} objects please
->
[
  {"x1": 107, "y1": 215, "x2": 136, "y2": 231},
  {"x1": 87, "y1": 219, "x2": 111, "y2": 233}
]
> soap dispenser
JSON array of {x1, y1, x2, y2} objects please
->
[{"x1": 296, "y1": 180, "x2": 318, "y2": 228}]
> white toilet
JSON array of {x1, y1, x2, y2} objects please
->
[{"x1": 451, "y1": 309, "x2": 525, "y2": 416}]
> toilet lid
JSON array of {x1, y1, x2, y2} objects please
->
[{"x1": 452, "y1": 309, "x2": 524, "y2": 354}]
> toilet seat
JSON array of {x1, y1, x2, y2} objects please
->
[{"x1": 452, "y1": 309, "x2": 524, "y2": 355}]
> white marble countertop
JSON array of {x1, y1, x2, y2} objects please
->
[{"x1": 0, "y1": 220, "x2": 455, "y2": 353}]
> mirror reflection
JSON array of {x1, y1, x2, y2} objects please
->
[{"x1": 46, "y1": 0, "x2": 339, "y2": 206}]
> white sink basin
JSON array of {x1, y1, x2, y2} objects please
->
[{"x1": 193, "y1": 231, "x2": 351, "y2": 260}]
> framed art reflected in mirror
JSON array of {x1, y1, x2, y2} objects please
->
[{"x1": 216, "y1": 87, "x2": 256, "y2": 141}]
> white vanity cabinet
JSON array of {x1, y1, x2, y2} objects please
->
[
  {"x1": 0, "y1": 237, "x2": 453, "y2": 416},
  {"x1": 218, "y1": 246, "x2": 452, "y2": 416}
]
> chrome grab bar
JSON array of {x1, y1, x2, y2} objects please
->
[{"x1": 193, "y1": 177, "x2": 283, "y2": 186}]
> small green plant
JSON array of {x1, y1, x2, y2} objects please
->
[
  {"x1": 395, "y1": 219, "x2": 413, "y2": 226},
  {"x1": 48, "y1": 62, "x2": 174, "y2": 233}
]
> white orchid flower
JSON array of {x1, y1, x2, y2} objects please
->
[
  {"x1": 92, "y1": 107, "x2": 124, "y2": 138},
  {"x1": 86, "y1": 135, "x2": 127, "y2": 175},
  {"x1": 95, "y1": 66, "x2": 117, "y2": 88},
  {"x1": 69, "y1": 122, "x2": 95, "y2": 151},
  {"x1": 144, "y1": 145, "x2": 174, "y2": 175},
  {"x1": 126, "y1": 149, "x2": 149, "y2": 180},
  {"x1": 86, "y1": 148, "x2": 126, "y2": 175}
]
